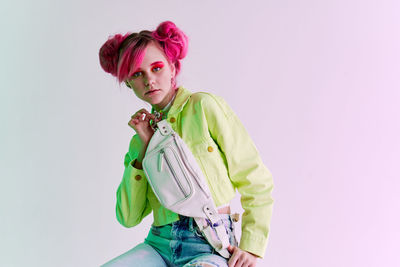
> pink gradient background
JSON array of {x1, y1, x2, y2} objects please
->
[{"x1": 1, "y1": 0, "x2": 399, "y2": 266}]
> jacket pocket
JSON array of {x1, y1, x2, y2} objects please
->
[
  {"x1": 144, "y1": 143, "x2": 193, "y2": 208},
  {"x1": 191, "y1": 137, "x2": 235, "y2": 204}
]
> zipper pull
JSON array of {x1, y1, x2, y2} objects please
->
[{"x1": 158, "y1": 150, "x2": 164, "y2": 172}]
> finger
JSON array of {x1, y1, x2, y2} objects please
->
[
  {"x1": 241, "y1": 253, "x2": 256, "y2": 267},
  {"x1": 152, "y1": 117, "x2": 162, "y2": 124},
  {"x1": 131, "y1": 113, "x2": 143, "y2": 120},
  {"x1": 139, "y1": 109, "x2": 152, "y2": 117},
  {"x1": 235, "y1": 255, "x2": 245, "y2": 267},
  {"x1": 128, "y1": 118, "x2": 138, "y2": 126},
  {"x1": 231, "y1": 248, "x2": 247, "y2": 267},
  {"x1": 129, "y1": 116, "x2": 139, "y2": 123},
  {"x1": 137, "y1": 111, "x2": 156, "y2": 122},
  {"x1": 132, "y1": 113, "x2": 148, "y2": 122},
  {"x1": 228, "y1": 250, "x2": 239, "y2": 267},
  {"x1": 132, "y1": 109, "x2": 149, "y2": 118},
  {"x1": 145, "y1": 113, "x2": 156, "y2": 122}
]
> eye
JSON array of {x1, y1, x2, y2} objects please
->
[
  {"x1": 132, "y1": 71, "x2": 142, "y2": 78},
  {"x1": 153, "y1": 66, "x2": 162, "y2": 72}
]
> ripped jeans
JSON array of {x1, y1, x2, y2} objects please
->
[{"x1": 101, "y1": 214, "x2": 238, "y2": 267}]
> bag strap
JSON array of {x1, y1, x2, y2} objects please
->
[
  {"x1": 149, "y1": 119, "x2": 231, "y2": 258},
  {"x1": 193, "y1": 204, "x2": 231, "y2": 258}
]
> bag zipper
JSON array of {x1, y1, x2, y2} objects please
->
[
  {"x1": 171, "y1": 133, "x2": 210, "y2": 198},
  {"x1": 161, "y1": 148, "x2": 190, "y2": 197}
]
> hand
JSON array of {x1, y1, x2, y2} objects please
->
[
  {"x1": 128, "y1": 108, "x2": 161, "y2": 144},
  {"x1": 227, "y1": 245, "x2": 259, "y2": 267}
]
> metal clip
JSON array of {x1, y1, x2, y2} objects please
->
[{"x1": 150, "y1": 111, "x2": 162, "y2": 131}]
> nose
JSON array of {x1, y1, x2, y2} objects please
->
[{"x1": 144, "y1": 72, "x2": 156, "y2": 88}]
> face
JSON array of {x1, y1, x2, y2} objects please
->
[{"x1": 125, "y1": 41, "x2": 176, "y2": 111}]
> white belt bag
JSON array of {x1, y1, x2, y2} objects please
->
[{"x1": 142, "y1": 119, "x2": 231, "y2": 258}]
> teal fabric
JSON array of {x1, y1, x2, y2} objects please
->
[
  {"x1": 101, "y1": 243, "x2": 167, "y2": 267},
  {"x1": 116, "y1": 86, "x2": 274, "y2": 258},
  {"x1": 144, "y1": 214, "x2": 237, "y2": 266},
  {"x1": 102, "y1": 215, "x2": 237, "y2": 267}
]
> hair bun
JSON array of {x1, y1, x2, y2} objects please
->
[
  {"x1": 152, "y1": 21, "x2": 188, "y2": 62},
  {"x1": 99, "y1": 33, "x2": 130, "y2": 77}
]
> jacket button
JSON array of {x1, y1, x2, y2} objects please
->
[
  {"x1": 207, "y1": 146, "x2": 213, "y2": 152},
  {"x1": 135, "y1": 175, "x2": 142, "y2": 181},
  {"x1": 170, "y1": 117, "x2": 176, "y2": 123}
]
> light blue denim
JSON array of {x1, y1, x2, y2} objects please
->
[{"x1": 101, "y1": 214, "x2": 238, "y2": 267}]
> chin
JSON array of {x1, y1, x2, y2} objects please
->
[{"x1": 147, "y1": 97, "x2": 163, "y2": 105}]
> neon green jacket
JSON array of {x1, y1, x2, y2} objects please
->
[{"x1": 116, "y1": 86, "x2": 274, "y2": 258}]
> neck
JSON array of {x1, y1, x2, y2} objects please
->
[{"x1": 153, "y1": 87, "x2": 177, "y2": 112}]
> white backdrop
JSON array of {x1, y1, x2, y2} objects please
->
[{"x1": 1, "y1": 0, "x2": 399, "y2": 266}]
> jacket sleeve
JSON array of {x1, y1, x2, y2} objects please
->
[
  {"x1": 201, "y1": 93, "x2": 274, "y2": 258},
  {"x1": 116, "y1": 135, "x2": 152, "y2": 227}
]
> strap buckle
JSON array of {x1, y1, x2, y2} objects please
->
[{"x1": 150, "y1": 111, "x2": 163, "y2": 131}]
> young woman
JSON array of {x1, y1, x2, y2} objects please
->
[{"x1": 98, "y1": 21, "x2": 274, "y2": 267}]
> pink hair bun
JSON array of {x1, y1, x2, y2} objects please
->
[
  {"x1": 152, "y1": 21, "x2": 188, "y2": 63},
  {"x1": 99, "y1": 33, "x2": 130, "y2": 77}
]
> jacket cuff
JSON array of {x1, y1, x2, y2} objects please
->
[
  {"x1": 239, "y1": 232, "x2": 268, "y2": 259},
  {"x1": 116, "y1": 158, "x2": 149, "y2": 227},
  {"x1": 129, "y1": 159, "x2": 146, "y2": 177}
]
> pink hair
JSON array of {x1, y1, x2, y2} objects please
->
[{"x1": 99, "y1": 21, "x2": 189, "y2": 84}]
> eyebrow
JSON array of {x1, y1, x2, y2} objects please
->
[
  {"x1": 151, "y1": 61, "x2": 163, "y2": 66},
  {"x1": 134, "y1": 61, "x2": 164, "y2": 72}
]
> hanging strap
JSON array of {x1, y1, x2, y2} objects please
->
[{"x1": 193, "y1": 204, "x2": 231, "y2": 258}]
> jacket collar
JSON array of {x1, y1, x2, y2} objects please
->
[{"x1": 151, "y1": 86, "x2": 192, "y2": 118}]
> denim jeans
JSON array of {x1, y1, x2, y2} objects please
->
[{"x1": 101, "y1": 214, "x2": 238, "y2": 267}]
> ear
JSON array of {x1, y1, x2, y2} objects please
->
[{"x1": 170, "y1": 62, "x2": 176, "y2": 77}]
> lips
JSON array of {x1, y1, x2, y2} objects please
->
[{"x1": 146, "y1": 89, "x2": 160, "y2": 95}]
